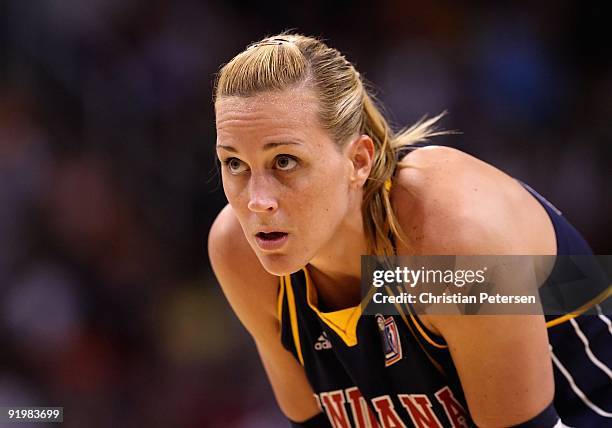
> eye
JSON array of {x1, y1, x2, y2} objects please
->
[
  {"x1": 223, "y1": 157, "x2": 248, "y2": 174},
  {"x1": 274, "y1": 155, "x2": 298, "y2": 171}
]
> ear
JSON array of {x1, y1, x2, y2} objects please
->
[{"x1": 347, "y1": 134, "x2": 375, "y2": 187}]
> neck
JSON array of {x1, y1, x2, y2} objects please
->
[{"x1": 308, "y1": 207, "x2": 367, "y2": 311}]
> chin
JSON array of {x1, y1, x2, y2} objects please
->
[{"x1": 257, "y1": 253, "x2": 306, "y2": 277}]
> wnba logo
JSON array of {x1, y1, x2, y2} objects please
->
[{"x1": 376, "y1": 314, "x2": 403, "y2": 367}]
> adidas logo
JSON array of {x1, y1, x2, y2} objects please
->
[{"x1": 314, "y1": 332, "x2": 332, "y2": 351}]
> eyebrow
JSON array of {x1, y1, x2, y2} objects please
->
[{"x1": 216, "y1": 141, "x2": 302, "y2": 153}]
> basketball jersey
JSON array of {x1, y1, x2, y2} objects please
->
[{"x1": 277, "y1": 144, "x2": 611, "y2": 427}]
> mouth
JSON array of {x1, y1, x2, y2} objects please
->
[{"x1": 254, "y1": 231, "x2": 289, "y2": 251}]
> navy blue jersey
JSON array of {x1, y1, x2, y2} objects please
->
[
  {"x1": 279, "y1": 271, "x2": 474, "y2": 427},
  {"x1": 277, "y1": 147, "x2": 611, "y2": 427}
]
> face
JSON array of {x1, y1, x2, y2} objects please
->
[{"x1": 215, "y1": 88, "x2": 364, "y2": 275}]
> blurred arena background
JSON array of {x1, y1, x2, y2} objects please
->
[{"x1": 0, "y1": 1, "x2": 609, "y2": 427}]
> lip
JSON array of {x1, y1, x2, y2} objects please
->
[{"x1": 254, "y1": 231, "x2": 289, "y2": 251}]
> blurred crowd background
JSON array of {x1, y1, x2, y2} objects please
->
[{"x1": 0, "y1": 1, "x2": 609, "y2": 427}]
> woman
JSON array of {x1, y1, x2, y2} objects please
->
[{"x1": 208, "y1": 34, "x2": 610, "y2": 427}]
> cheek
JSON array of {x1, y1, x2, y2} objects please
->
[
  {"x1": 292, "y1": 169, "x2": 350, "y2": 227},
  {"x1": 220, "y1": 167, "x2": 239, "y2": 195},
  {"x1": 221, "y1": 176, "x2": 246, "y2": 211},
  {"x1": 221, "y1": 177, "x2": 234, "y2": 203}
]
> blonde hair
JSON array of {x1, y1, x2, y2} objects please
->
[{"x1": 215, "y1": 33, "x2": 449, "y2": 256}]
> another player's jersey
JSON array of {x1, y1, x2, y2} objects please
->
[{"x1": 277, "y1": 161, "x2": 611, "y2": 427}]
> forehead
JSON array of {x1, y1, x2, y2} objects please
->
[{"x1": 215, "y1": 88, "x2": 323, "y2": 138}]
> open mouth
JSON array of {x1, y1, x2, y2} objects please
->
[
  {"x1": 254, "y1": 231, "x2": 289, "y2": 251},
  {"x1": 256, "y1": 232, "x2": 288, "y2": 241}
]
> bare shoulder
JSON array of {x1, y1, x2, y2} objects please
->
[
  {"x1": 390, "y1": 145, "x2": 556, "y2": 255},
  {"x1": 390, "y1": 147, "x2": 556, "y2": 425},
  {"x1": 209, "y1": 204, "x2": 259, "y2": 267},
  {"x1": 208, "y1": 204, "x2": 280, "y2": 339}
]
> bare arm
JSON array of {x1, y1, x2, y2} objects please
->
[
  {"x1": 208, "y1": 204, "x2": 321, "y2": 422},
  {"x1": 393, "y1": 147, "x2": 556, "y2": 427}
]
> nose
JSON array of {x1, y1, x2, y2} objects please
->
[{"x1": 247, "y1": 174, "x2": 279, "y2": 213}]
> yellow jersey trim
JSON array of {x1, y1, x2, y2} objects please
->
[
  {"x1": 407, "y1": 312, "x2": 448, "y2": 349},
  {"x1": 546, "y1": 285, "x2": 611, "y2": 328},
  {"x1": 385, "y1": 285, "x2": 449, "y2": 349},
  {"x1": 303, "y1": 268, "x2": 361, "y2": 347},
  {"x1": 284, "y1": 274, "x2": 305, "y2": 365},
  {"x1": 393, "y1": 300, "x2": 447, "y2": 376}
]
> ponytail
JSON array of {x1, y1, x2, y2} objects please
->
[{"x1": 361, "y1": 97, "x2": 449, "y2": 256}]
